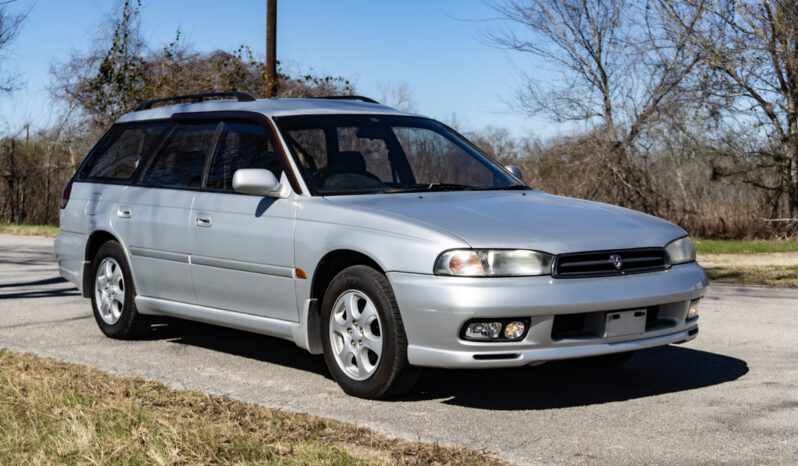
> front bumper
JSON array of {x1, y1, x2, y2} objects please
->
[{"x1": 387, "y1": 262, "x2": 707, "y2": 368}]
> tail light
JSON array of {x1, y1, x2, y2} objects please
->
[{"x1": 60, "y1": 179, "x2": 73, "y2": 209}]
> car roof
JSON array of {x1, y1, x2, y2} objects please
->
[{"x1": 116, "y1": 97, "x2": 416, "y2": 123}]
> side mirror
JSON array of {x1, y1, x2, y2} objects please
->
[
  {"x1": 232, "y1": 169, "x2": 282, "y2": 197},
  {"x1": 505, "y1": 165, "x2": 523, "y2": 180}
]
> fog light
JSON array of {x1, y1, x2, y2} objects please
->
[
  {"x1": 687, "y1": 298, "x2": 700, "y2": 320},
  {"x1": 465, "y1": 322, "x2": 502, "y2": 340},
  {"x1": 504, "y1": 321, "x2": 526, "y2": 340}
]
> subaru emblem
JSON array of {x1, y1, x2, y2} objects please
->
[{"x1": 610, "y1": 254, "x2": 623, "y2": 270}]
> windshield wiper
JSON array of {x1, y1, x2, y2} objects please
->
[
  {"x1": 495, "y1": 185, "x2": 529, "y2": 190},
  {"x1": 385, "y1": 183, "x2": 476, "y2": 193}
]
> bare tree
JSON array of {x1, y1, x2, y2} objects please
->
[
  {"x1": 51, "y1": 0, "x2": 354, "y2": 132},
  {"x1": 377, "y1": 81, "x2": 417, "y2": 112},
  {"x1": 0, "y1": 0, "x2": 26, "y2": 93},
  {"x1": 489, "y1": 0, "x2": 704, "y2": 210},
  {"x1": 661, "y1": 0, "x2": 798, "y2": 231},
  {"x1": 51, "y1": 0, "x2": 147, "y2": 128}
]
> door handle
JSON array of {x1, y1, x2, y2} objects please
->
[
  {"x1": 117, "y1": 206, "x2": 132, "y2": 218},
  {"x1": 195, "y1": 213, "x2": 213, "y2": 227}
]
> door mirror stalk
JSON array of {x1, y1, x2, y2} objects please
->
[{"x1": 232, "y1": 169, "x2": 283, "y2": 197}]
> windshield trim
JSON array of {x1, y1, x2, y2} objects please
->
[{"x1": 273, "y1": 113, "x2": 529, "y2": 196}]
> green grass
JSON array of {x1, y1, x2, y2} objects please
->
[
  {"x1": 0, "y1": 350, "x2": 506, "y2": 465},
  {"x1": 694, "y1": 238, "x2": 798, "y2": 255},
  {"x1": 0, "y1": 223, "x2": 59, "y2": 237},
  {"x1": 705, "y1": 266, "x2": 798, "y2": 288}
]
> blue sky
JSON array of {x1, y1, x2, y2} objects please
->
[{"x1": 0, "y1": 0, "x2": 550, "y2": 136}]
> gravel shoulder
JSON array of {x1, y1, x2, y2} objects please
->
[
  {"x1": 1, "y1": 234, "x2": 797, "y2": 464},
  {"x1": 698, "y1": 251, "x2": 798, "y2": 267}
]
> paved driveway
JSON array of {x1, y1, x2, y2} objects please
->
[{"x1": 1, "y1": 234, "x2": 796, "y2": 464}]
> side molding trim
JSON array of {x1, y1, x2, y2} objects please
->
[
  {"x1": 129, "y1": 247, "x2": 189, "y2": 263},
  {"x1": 191, "y1": 255, "x2": 294, "y2": 278}
]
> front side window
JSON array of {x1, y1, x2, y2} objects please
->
[
  {"x1": 142, "y1": 122, "x2": 219, "y2": 188},
  {"x1": 277, "y1": 115, "x2": 524, "y2": 195},
  {"x1": 78, "y1": 123, "x2": 168, "y2": 181},
  {"x1": 206, "y1": 122, "x2": 283, "y2": 191}
]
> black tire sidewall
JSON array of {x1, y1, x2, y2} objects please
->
[
  {"x1": 320, "y1": 266, "x2": 405, "y2": 398},
  {"x1": 90, "y1": 241, "x2": 140, "y2": 339}
]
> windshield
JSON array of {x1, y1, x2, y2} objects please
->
[{"x1": 275, "y1": 114, "x2": 526, "y2": 195}]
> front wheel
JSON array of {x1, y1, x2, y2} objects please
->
[{"x1": 321, "y1": 265, "x2": 420, "y2": 399}]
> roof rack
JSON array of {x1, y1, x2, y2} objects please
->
[
  {"x1": 135, "y1": 92, "x2": 256, "y2": 111},
  {"x1": 318, "y1": 95, "x2": 380, "y2": 104}
]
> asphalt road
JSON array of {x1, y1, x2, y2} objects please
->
[{"x1": 1, "y1": 233, "x2": 796, "y2": 465}]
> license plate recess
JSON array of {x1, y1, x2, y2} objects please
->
[{"x1": 604, "y1": 309, "x2": 647, "y2": 337}]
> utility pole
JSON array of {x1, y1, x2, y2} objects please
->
[{"x1": 265, "y1": 0, "x2": 277, "y2": 98}]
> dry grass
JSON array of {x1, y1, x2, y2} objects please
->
[
  {"x1": 0, "y1": 223, "x2": 59, "y2": 237},
  {"x1": 705, "y1": 266, "x2": 798, "y2": 288},
  {"x1": 0, "y1": 350, "x2": 506, "y2": 465},
  {"x1": 697, "y1": 252, "x2": 798, "y2": 268}
]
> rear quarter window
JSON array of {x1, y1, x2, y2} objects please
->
[{"x1": 78, "y1": 123, "x2": 168, "y2": 182}]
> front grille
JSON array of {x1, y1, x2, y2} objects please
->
[{"x1": 553, "y1": 248, "x2": 668, "y2": 278}]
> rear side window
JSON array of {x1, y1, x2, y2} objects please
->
[
  {"x1": 142, "y1": 122, "x2": 219, "y2": 188},
  {"x1": 206, "y1": 122, "x2": 283, "y2": 191},
  {"x1": 78, "y1": 123, "x2": 167, "y2": 181}
]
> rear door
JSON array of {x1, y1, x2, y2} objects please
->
[
  {"x1": 115, "y1": 121, "x2": 220, "y2": 303},
  {"x1": 189, "y1": 120, "x2": 299, "y2": 321},
  {"x1": 63, "y1": 123, "x2": 167, "y2": 280}
]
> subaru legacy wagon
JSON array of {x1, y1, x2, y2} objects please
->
[{"x1": 55, "y1": 92, "x2": 707, "y2": 399}]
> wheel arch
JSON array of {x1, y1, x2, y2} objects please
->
[
  {"x1": 300, "y1": 249, "x2": 386, "y2": 355},
  {"x1": 310, "y1": 249, "x2": 385, "y2": 304},
  {"x1": 82, "y1": 230, "x2": 136, "y2": 298}
]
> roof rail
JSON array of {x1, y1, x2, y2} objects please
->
[
  {"x1": 318, "y1": 95, "x2": 380, "y2": 104},
  {"x1": 135, "y1": 92, "x2": 256, "y2": 111}
]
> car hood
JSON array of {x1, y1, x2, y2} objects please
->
[{"x1": 325, "y1": 190, "x2": 686, "y2": 254}]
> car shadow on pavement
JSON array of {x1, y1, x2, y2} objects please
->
[
  {"x1": 154, "y1": 319, "x2": 330, "y2": 377},
  {"x1": 154, "y1": 319, "x2": 747, "y2": 409},
  {"x1": 0, "y1": 275, "x2": 79, "y2": 300},
  {"x1": 0, "y1": 276, "x2": 67, "y2": 289},
  {"x1": 407, "y1": 345, "x2": 749, "y2": 410}
]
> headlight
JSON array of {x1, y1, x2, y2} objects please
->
[
  {"x1": 434, "y1": 249, "x2": 553, "y2": 276},
  {"x1": 665, "y1": 236, "x2": 696, "y2": 265}
]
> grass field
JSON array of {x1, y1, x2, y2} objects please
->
[
  {"x1": 0, "y1": 223, "x2": 59, "y2": 237},
  {"x1": 704, "y1": 266, "x2": 798, "y2": 288},
  {"x1": 694, "y1": 238, "x2": 798, "y2": 254},
  {"x1": 0, "y1": 350, "x2": 504, "y2": 465}
]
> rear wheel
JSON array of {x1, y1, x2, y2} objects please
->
[
  {"x1": 90, "y1": 241, "x2": 148, "y2": 339},
  {"x1": 321, "y1": 265, "x2": 420, "y2": 399}
]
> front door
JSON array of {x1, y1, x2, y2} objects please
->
[{"x1": 189, "y1": 121, "x2": 299, "y2": 321}]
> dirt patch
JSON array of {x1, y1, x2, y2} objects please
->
[{"x1": 698, "y1": 252, "x2": 798, "y2": 268}]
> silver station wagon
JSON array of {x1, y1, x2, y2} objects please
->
[{"x1": 55, "y1": 92, "x2": 707, "y2": 399}]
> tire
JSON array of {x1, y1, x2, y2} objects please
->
[
  {"x1": 321, "y1": 265, "x2": 420, "y2": 399},
  {"x1": 572, "y1": 350, "x2": 636, "y2": 368},
  {"x1": 90, "y1": 240, "x2": 148, "y2": 339}
]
